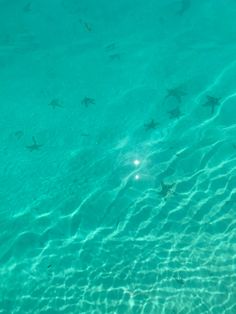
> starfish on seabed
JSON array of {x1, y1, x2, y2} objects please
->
[
  {"x1": 202, "y1": 95, "x2": 221, "y2": 114},
  {"x1": 109, "y1": 53, "x2": 121, "y2": 61},
  {"x1": 177, "y1": 0, "x2": 191, "y2": 16},
  {"x1": 158, "y1": 181, "x2": 175, "y2": 198},
  {"x1": 168, "y1": 107, "x2": 183, "y2": 119},
  {"x1": 26, "y1": 136, "x2": 43, "y2": 151},
  {"x1": 165, "y1": 87, "x2": 187, "y2": 103},
  {"x1": 105, "y1": 43, "x2": 116, "y2": 51},
  {"x1": 14, "y1": 130, "x2": 24, "y2": 140},
  {"x1": 23, "y1": 2, "x2": 31, "y2": 13},
  {"x1": 81, "y1": 97, "x2": 95, "y2": 107},
  {"x1": 79, "y1": 20, "x2": 92, "y2": 32},
  {"x1": 144, "y1": 119, "x2": 159, "y2": 131},
  {"x1": 174, "y1": 273, "x2": 185, "y2": 285},
  {"x1": 48, "y1": 98, "x2": 63, "y2": 109}
]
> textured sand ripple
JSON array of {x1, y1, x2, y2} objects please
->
[{"x1": 1, "y1": 0, "x2": 236, "y2": 313}]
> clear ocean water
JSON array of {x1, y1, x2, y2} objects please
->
[{"x1": 1, "y1": 0, "x2": 236, "y2": 313}]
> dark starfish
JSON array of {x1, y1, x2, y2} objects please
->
[
  {"x1": 80, "y1": 20, "x2": 92, "y2": 32},
  {"x1": 48, "y1": 98, "x2": 63, "y2": 109},
  {"x1": 202, "y1": 95, "x2": 221, "y2": 114},
  {"x1": 165, "y1": 87, "x2": 187, "y2": 103},
  {"x1": 224, "y1": 199, "x2": 235, "y2": 207},
  {"x1": 23, "y1": 2, "x2": 31, "y2": 13},
  {"x1": 174, "y1": 274, "x2": 185, "y2": 285},
  {"x1": 168, "y1": 107, "x2": 183, "y2": 119},
  {"x1": 177, "y1": 0, "x2": 191, "y2": 15},
  {"x1": 105, "y1": 43, "x2": 116, "y2": 51},
  {"x1": 158, "y1": 181, "x2": 175, "y2": 198},
  {"x1": 81, "y1": 133, "x2": 90, "y2": 137},
  {"x1": 26, "y1": 137, "x2": 43, "y2": 151},
  {"x1": 109, "y1": 53, "x2": 121, "y2": 61},
  {"x1": 81, "y1": 97, "x2": 95, "y2": 107},
  {"x1": 14, "y1": 130, "x2": 24, "y2": 140},
  {"x1": 144, "y1": 119, "x2": 159, "y2": 131}
]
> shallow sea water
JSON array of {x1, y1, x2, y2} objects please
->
[{"x1": 1, "y1": 0, "x2": 236, "y2": 313}]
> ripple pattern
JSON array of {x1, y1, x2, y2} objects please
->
[{"x1": 1, "y1": 0, "x2": 236, "y2": 313}]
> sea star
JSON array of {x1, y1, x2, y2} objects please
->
[
  {"x1": 80, "y1": 20, "x2": 92, "y2": 32},
  {"x1": 165, "y1": 87, "x2": 187, "y2": 103},
  {"x1": 144, "y1": 119, "x2": 159, "y2": 131},
  {"x1": 81, "y1": 97, "x2": 95, "y2": 107},
  {"x1": 26, "y1": 137, "x2": 43, "y2": 151},
  {"x1": 23, "y1": 2, "x2": 31, "y2": 13},
  {"x1": 178, "y1": 0, "x2": 191, "y2": 15},
  {"x1": 168, "y1": 107, "x2": 183, "y2": 119},
  {"x1": 174, "y1": 274, "x2": 185, "y2": 285},
  {"x1": 48, "y1": 98, "x2": 63, "y2": 109},
  {"x1": 158, "y1": 181, "x2": 175, "y2": 198},
  {"x1": 105, "y1": 43, "x2": 116, "y2": 51},
  {"x1": 14, "y1": 130, "x2": 24, "y2": 140},
  {"x1": 109, "y1": 53, "x2": 121, "y2": 61},
  {"x1": 202, "y1": 95, "x2": 221, "y2": 114}
]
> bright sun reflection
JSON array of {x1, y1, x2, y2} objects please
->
[
  {"x1": 133, "y1": 159, "x2": 141, "y2": 166},
  {"x1": 134, "y1": 174, "x2": 140, "y2": 180}
]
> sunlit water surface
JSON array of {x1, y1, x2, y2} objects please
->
[{"x1": 1, "y1": 0, "x2": 236, "y2": 313}]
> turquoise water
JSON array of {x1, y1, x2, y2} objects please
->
[{"x1": 1, "y1": 0, "x2": 236, "y2": 313}]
